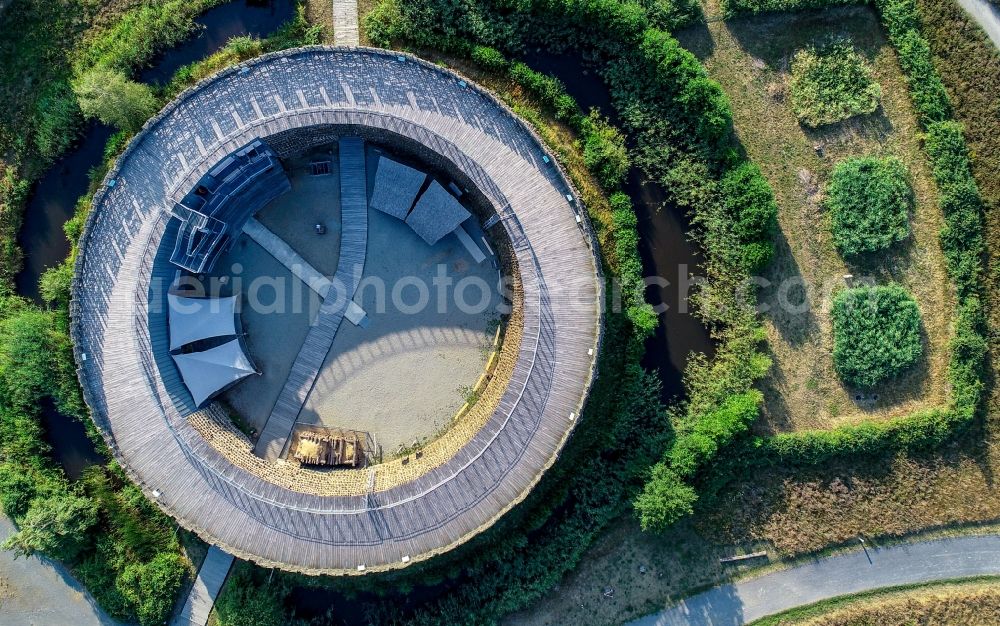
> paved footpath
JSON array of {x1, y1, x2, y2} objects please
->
[
  {"x1": 631, "y1": 535, "x2": 1000, "y2": 625},
  {"x1": 171, "y1": 546, "x2": 234, "y2": 626},
  {"x1": 0, "y1": 515, "x2": 122, "y2": 626},
  {"x1": 333, "y1": 0, "x2": 360, "y2": 46}
]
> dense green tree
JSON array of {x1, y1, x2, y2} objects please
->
[
  {"x1": 2, "y1": 492, "x2": 98, "y2": 562},
  {"x1": 73, "y1": 68, "x2": 158, "y2": 133}
]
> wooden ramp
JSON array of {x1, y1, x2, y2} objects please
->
[
  {"x1": 171, "y1": 547, "x2": 234, "y2": 626},
  {"x1": 253, "y1": 137, "x2": 368, "y2": 460},
  {"x1": 243, "y1": 217, "x2": 332, "y2": 296}
]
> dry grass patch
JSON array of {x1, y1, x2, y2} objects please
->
[
  {"x1": 677, "y1": 4, "x2": 954, "y2": 433},
  {"x1": 503, "y1": 519, "x2": 762, "y2": 626},
  {"x1": 304, "y1": 0, "x2": 334, "y2": 43},
  {"x1": 701, "y1": 430, "x2": 1000, "y2": 555},
  {"x1": 757, "y1": 578, "x2": 1000, "y2": 625}
]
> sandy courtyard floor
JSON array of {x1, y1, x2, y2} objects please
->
[
  {"x1": 300, "y1": 205, "x2": 501, "y2": 452},
  {"x1": 214, "y1": 142, "x2": 502, "y2": 450}
]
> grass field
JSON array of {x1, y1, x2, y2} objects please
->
[
  {"x1": 753, "y1": 577, "x2": 1000, "y2": 625},
  {"x1": 677, "y1": 4, "x2": 954, "y2": 433},
  {"x1": 513, "y1": 5, "x2": 1000, "y2": 622},
  {"x1": 304, "y1": 0, "x2": 333, "y2": 42}
]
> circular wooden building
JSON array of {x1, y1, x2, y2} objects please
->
[{"x1": 71, "y1": 47, "x2": 603, "y2": 574}]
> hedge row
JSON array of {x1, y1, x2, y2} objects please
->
[
  {"x1": 716, "y1": 0, "x2": 989, "y2": 463},
  {"x1": 593, "y1": 27, "x2": 778, "y2": 530}
]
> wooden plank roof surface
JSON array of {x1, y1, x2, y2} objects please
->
[{"x1": 70, "y1": 48, "x2": 604, "y2": 574}]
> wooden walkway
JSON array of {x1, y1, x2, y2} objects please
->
[
  {"x1": 254, "y1": 137, "x2": 368, "y2": 460},
  {"x1": 242, "y1": 218, "x2": 331, "y2": 296},
  {"x1": 70, "y1": 49, "x2": 603, "y2": 573},
  {"x1": 170, "y1": 547, "x2": 233, "y2": 626},
  {"x1": 333, "y1": 0, "x2": 359, "y2": 46}
]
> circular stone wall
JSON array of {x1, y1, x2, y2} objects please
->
[{"x1": 71, "y1": 47, "x2": 603, "y2": 574}]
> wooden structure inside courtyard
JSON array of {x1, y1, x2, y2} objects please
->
[{"x1": 289, "y1": 426, "x2": 371, "y2": 468}]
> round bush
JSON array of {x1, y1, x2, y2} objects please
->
[
  {"x1": 832, "y1": 284, "x2": 922, "y2": 388},
  {"x1": 790, "y1": 40, "x2": 882, "y2": 127},
  {"x1": 826, "y1": 156, "x2": 913, "y2": 257}
]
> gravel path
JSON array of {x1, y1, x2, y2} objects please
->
[
  {"x1": 0, "y1": 515, "x2": 122, "y2": 626},
  {"x1": 631, "y1": 535, "x2": 1000, "y2": 625},
  {"x1": 957, "y1": 0, "x2": 1000, "y2": 49}
]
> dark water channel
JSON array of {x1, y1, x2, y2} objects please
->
[
  {"x1": 38, "y1": 399, "x2": 105, "y2": 480},
  {"x1": 13, "y1": 0, "x2": 295, "y2": 478},
  {"x1": 522, "y1": 51, "x2": 715, "y2": 400}
]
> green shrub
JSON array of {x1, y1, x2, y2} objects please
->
[
  {"x1": 471, "y1": 45, "x2": 508, "y2": 71},
  {"x1": 582, "y1": 110, "x2": 630, "y2": 190},
  {"x1": 720, "y1": 0, "x2": 857, "y2": 16},
  {"x1": 2, "y1": 492, "x2": 98, "y2": 562},
  {"x1": 0, "y1": 306, "x2": 59, "y2": 410},
  {"x1": 40, "y1": 259, "x2": 74, "y2": 307},
  {"x1": 831, "y1": 285, "x2": 923, "y2": 388},
  {"x1": 924, "y1": 121, "x2": 984, "y2": 297},
  {"x1": 789, "y1": 40, "x2": 882, "y2": 127},
  {"x1": 215, "y1": 563, "x2": 291, "y2": 626},
  {"x1": 116, "y1": 553, "x2": 187, "y2": 626},
  {"x1": 720, "y1": 161, "x2": 778, "y2": 272},
  {"x1": 825, "y1": 156, "x2": 913, "y2": 256},
  {"x1": 640, "y1": 0, "x2": 705, "y2": 30},
  {"x1": 607, "y1": 28, "x2": 734, "y2": 160},
  {"x1": 364, "y1": 0, "x2": 405, "y2": 48},
  {"x1": 74, "y1": 68, "x2": 159, "y2": 133},
  {"x1": 888, "y1": 27, "x2": 950, "y2": 125},
  {"x1": 636, "y1": 390, "x2": 763, "y2": 529},
  {"x1": 74, "y1": 0, "x2": 217, "y2": 73},
  {"x1": 509, "y1": 62, "x2": 580, "y2": 125},
  {"x1": 32, "y1": 80, "x2": 81, "y2": 161},
  {"x1": 634, "y1": 463, "x2": 697, "y2": 530},
  {"x1": 0, "y1": 462, "x2": 37, "y2": 520},
  {"x1": 609, "y1": 192, "x2": 658, "y2": 337}
]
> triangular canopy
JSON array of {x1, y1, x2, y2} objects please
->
[
  {"x1": 168, "y1": 294, "x2": 239, "y2": 351},
  {"x1": 171, "y1": 339, "x2": 256, "y2": 407}
]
